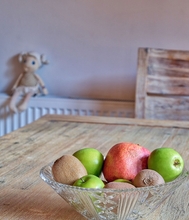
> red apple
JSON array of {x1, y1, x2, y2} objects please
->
[{"x1": 103, "y1": 142, "x2": 151, "y2": 182}]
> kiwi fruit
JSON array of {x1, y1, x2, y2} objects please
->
[
  {"x1": 104, "y1": 182, "x2": 135, "y2": 189},
  {"x1": 133, "y1": 169, "x2": 165, "y2": 187},
  {"x1": 52, "y1": 155, "x2": 88, "y2": 185}
]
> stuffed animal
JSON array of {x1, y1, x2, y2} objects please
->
[{"x1": 9, "y1": 51, "x2": 49, "y2": 113}]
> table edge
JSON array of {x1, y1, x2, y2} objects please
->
[{"x1": 40, "y1": 114, "x2": 189, "y2": 129}]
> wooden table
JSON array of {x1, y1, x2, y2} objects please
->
[{"x1": 1, "y1": 114, "x2": 189, "y2": 220}]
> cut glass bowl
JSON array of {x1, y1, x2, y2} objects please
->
[{"x1": 40, "y1": 163, "x2": 188, "y2": 220}]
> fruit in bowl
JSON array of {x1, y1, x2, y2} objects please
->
[
  {"x1": 73, "y1": 148, "x2": 104, "y2": 177},
  {"x1": 113, "y1": 178, "x2": 132, "y2": 184},
  {"x1": 103, "y1": 142, "x2": 151, "y2": 182},
  {"x1": 104, "y1": 181, "x2": 135, "y2": 189},
  {"x1": 52, "y1": 155, "x2": 87, "y2": 185},
  {"x1": 132, "y1": 169, "x2": 165, "y2": 187},
  {"x1": 73, "y1": 174, "x2": 105, "y2": 188},
  {"x1": 40, "y1": 144, "x2": 188, "y2": 220},
  {"x1": 40, "y1": 163, "x2": 188, "y2": 220},
  {"x1": 148, "y1": 148, "x2": 184, "y2": 182}
]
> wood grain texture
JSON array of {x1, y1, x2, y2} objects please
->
[
  {"x1": 135, "y1": 48, "x2": 148, "y2": 119},
  {"x1": 1, "y1": 114, "x2": 189, "y2": 219},
  {"x1": 135, "y1": 47, "x2": 189, "y2": 120},
  {"x1": 43, "y1": 114, "x2": 189, "y2": 128},
  {"x1": 145, "y1": 96, "x2": 189, "y2": 120},
  {"x1": 146, "y1": 75, "x2": 189, "y2": 95}
]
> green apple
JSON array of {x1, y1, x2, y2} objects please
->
[
  {"x1": 73, "y1": 148, "x2": 104, "y2": 176},
  {"x1": 73, "y1": 174, "x2": 105, "y2": 188},
  {"x1": 148, "y1": 148, "x2": 184, "y2": 182},
  {"x1": 113, "y1": 179, "x2": 132, "y2": 184}
]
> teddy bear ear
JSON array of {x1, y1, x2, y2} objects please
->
[
  {"x1": 41, "y1": 54, "x2": 49, "y2": 65},
  {"x1": 18, "y1": 52, "x2": 27, "y2": 63}
]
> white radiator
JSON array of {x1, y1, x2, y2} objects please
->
[{"x1": 0, "y1": 94, "x2": 134, "y2": 137}]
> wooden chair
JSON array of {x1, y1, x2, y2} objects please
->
[{"x1": 135, "y1": 47, "x2": 189, "y2": 120}]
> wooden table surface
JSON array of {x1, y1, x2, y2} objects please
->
[{"x1": 1, "y1": 114, "x2": 189, "y2": 220}]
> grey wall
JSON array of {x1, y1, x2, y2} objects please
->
[{"x1": 0, "y1": 0, "x2": 189, "y2": 101}]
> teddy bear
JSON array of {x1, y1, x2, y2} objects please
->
[{"x1": 9, "y1": 51, "x2": 49, "y2": 113}]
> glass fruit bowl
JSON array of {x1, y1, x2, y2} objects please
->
[{"x1": 40, "y1": 163, "x2": 189, "y2": 220}]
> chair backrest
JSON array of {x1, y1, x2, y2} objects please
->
[{"x1": 135, "y1": 47, "x2": 189, "y2": 120}]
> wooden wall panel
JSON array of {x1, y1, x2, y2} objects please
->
[
  {"x1": 135, "y1": 47, "x2": 189, "y2": 120},
  {"x1": 145, "y1": 96, "x2": 189, "y2": 120},
  {"x1": 146, "y1": 75, "x2": 189, "y2": 95}
]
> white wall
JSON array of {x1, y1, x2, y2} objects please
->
[{"x1": 0, "y1": 0, "x2": 189, "y2": 101}]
